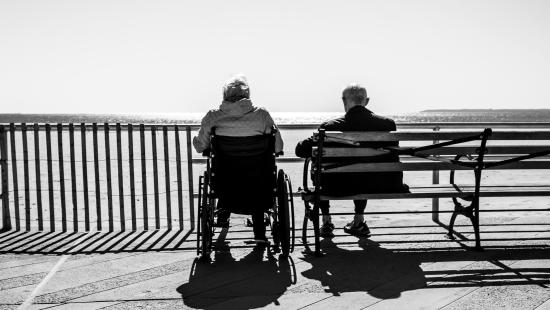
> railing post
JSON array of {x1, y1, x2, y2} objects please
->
[
  {"x1": 175, "y1": 125, "x2": 184, "y2": 230},
  {"x1": 57, "y1": 123, "x2": 67, "y2": 232},
  {"x1": 104, "y1": 123, "x2": 114, "y2": 231},
  {"x1": 69, "y1": 123, "x2": 78, "y2": 231},
  {"x1": 0, "y1": 126, "x2": 11, "y2": 231},
  {"x1": 34, "y1": 124, "x2": 44, "y2": 230},
  {"x1": 432, "y1": 125, "x2": 440, "y2": 223},
  {"x1": 186, "y1": 126, "x2": 195, "y2": 230},
  {"x1": 9, "y1": 123, "x2": 20, "y2": 230},
  {"x1": 163, "y1": 126, "x2": 172, "y2": 230},
  {"x1": 22, "y1": 123, "x2": 31, "y2": 231},
  {"x1": 116, "y1": 123, "x2": 125, "y2": 231}
]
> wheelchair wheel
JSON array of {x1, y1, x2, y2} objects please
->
[
  {"x1": 198, "y1": 173, "x2": 214, "y2": 260},
  {"x1": 276, "y1": 169, "x2": 294, "y2": 256}
]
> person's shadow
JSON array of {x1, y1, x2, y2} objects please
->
[
  {"x1": 301, "y1": 238, "x2": 426, "y2": 299},
  {"x1": 177, "y1": 244, "x2": 296, "y2": 309}
]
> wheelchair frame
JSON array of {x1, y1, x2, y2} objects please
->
[{"x1": 196, "y1": 130, "x2": 295, "y2": 260}]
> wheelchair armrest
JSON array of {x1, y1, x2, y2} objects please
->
[
  {"x1": 275, "y1": 151, "x2": 284, "y2": 157},
  {"x1": 201, "y1": 149, "x2": 211, "y2": 157}
]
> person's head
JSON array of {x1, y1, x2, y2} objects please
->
[
  {"x1": 341, "y1": 83, "x2": 369, "y2": 112},
  {"x1": 223, "y1": 75, "x2": 250, "y2": 103}
]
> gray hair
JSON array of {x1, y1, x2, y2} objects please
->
[
  {"x1": 223, "y1": 75, "x2": 250, "y2": 102},
  {"x1": 342, "y1": 83, "x2": 367, "y2": 105}
]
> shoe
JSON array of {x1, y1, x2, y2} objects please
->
[
  {"x1": 344, "y1": 221, "x2": 371, "y2": 237},
  {"x1": 214, "y1": 209, "x2": 230, "y2": 228},
  {"x1": 320, "y1": 222, "x2": 335, "y2": 238}
]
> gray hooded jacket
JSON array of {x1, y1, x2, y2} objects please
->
[{"x1": 193, "y1": 98, "x2": 284, "y2": 153}]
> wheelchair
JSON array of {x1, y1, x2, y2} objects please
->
[{"x1": 197, "y1": 129, "x2": 295, "y2": 260}]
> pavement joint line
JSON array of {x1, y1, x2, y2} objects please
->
[
  {"x1": 31, "y1": 257, "x2": 196, "y2": 304},
  {"x1": 435, "y1": 225, "x2": 550, "y2": 310},
  {"x1": 533, "y1": 297, "x2": 550, "y2": 310},
  {"x1": 17, "y1": 234, "x2": 87, "y2": 310},
  {"x1": 340, "y1": 218, "x2": 548, "y2": 309}
]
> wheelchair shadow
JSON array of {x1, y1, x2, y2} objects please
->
[
  {"x1": 301, "y1": 238, "x2": 427, "y2": 299},
  {"x1": 177, "y1": 247, "x2": 297, "y2": 309}
]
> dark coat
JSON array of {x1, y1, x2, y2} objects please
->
[{"x1": 295, "y1": 105, "x2": 408, "y2": 195}]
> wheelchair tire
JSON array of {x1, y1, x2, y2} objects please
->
[
  {"x1": 199, "y1": 173, "x2": 214, "y2": 260},
  {"x1": 196, "y1": 175, "x2": 204, "y2": 256},
  {"x1": 276, "y1": 169, "x2": 292, "y2": 256}
]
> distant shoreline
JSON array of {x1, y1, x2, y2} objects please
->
[{"x1": 420, "y1": 109, "x2": 550, "y2": 113}]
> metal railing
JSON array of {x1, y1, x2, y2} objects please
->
[
  {"x1": 2, "y1": 121, "x2": 550, "y2": 233},
  {"x1": 0, "y1": 123, "x2": 195, "y2": 233}
]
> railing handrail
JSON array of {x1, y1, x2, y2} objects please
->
[{"x1": 2, "y1": 122, "x2": 550, "y2": 131}]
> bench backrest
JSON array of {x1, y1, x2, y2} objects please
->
[{"x1": 312, "y1": 129, "x2": 550, "y2": 173}]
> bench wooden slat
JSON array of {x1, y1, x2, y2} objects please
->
[
  {"x1": 302, "y1": 184, "x2": 550, "y2": 200},
  {"x1": 317, "y1": 145, "x2": 550, "y2": 157},
  {"x1": 322, "y1": 159, "x2": 550, "y2": 173},
  {"x1": 323, "y1": 130, "x2": 550, "y2": 142}
]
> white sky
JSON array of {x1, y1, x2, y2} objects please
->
[{"x1": 1, "y1": 0, "x2": 549, "y2": 114}]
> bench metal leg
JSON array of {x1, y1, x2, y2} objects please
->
[
  {"x1": 448, "y1": 198, "x2": 482, "y2": 250},
  {"x1": 302, "y1": 202, "x2": 310, "y2": 247},
  {"x1": 472, "y1": 197, "x2": 482, "y2": 251},
  {"x1": 312, "y1": 203, "x2": 322, "y2": 256}
]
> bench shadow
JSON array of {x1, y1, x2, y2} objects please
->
[
  {"x1": 177, "y1": 247, "x2": 296, "y2": 309},
  {"x1": 302, "y1": 238, "x2": 427, "y2": 299},
  {"x1": 301, "y1": 238, "x2": 550, "y2": 300}
]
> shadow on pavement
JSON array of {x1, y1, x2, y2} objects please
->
[
  {"x1": 301, "y1": 238, "x2": 426, "y2": 299},
  {"x1": 177, "y1": 246, "x2": 296, "y2": 309},
  {"x1": 301, "y1": 238, "x2": 550, "y2": 300}
]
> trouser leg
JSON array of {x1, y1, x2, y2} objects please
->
[
  {"x1": 252, "y1": 208, "x2": 266, "y2": 240},
  {"x1": 319, "y1": 200, "x2": 330, "y2": 215},
  {"x1": 354, "y1": 200, "x2": 367, "y2": 214}
]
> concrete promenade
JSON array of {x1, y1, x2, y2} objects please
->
[{"x1": 1, "y1": 208, "x2": 549, "y2": 310}]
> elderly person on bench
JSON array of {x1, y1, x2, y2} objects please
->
[
  {"x1": 193, "y1": 75, "x2": 284, "y2": 244},
  {"x1": 295, "y1": 84, "x2": 407, "y2": 238}
]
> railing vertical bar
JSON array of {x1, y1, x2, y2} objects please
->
[
  {"x1": 431, "y1": 125, "x2": 440, "y2": 223},
  {"x1": 57, "y1": 123, "x2": 67, "y2": 231},
  {"x1": 21, "y1": 123, "x2": 31, "y2": 231},
  {"x1": 81, "y1": 123, "x2": 90, "y2": 231},
  {"x1": 69, "y1": 123, "x2": 78, "y2": 231},
  {"x1": 128, "y1": 124, "x2": 136, "y2": 231},
  {"x1": 9, "y1": 123, "x2": 20, "y2": 230},
  {"x1": 92, "y1": 123, "x2": 102, "y2": 230},
  {"x1": 104, "y1": 123, "x2": 114, "y2": 231},
  {"x1": 34, "y1": 124, "x2": 43, "y2": 231},
  {"x1": 139, "y1": 124, "x2": 148, "y2": 230},
  {"x1": 175, "y1": 125, "x2": 183, "y2": 230},
  {"x1": 45, "y1": 124, "x2": 55, "y2": 231},
  {"x1": 151, "y1": 126, "x2": 160, "y2": 229},
  {"x1": 163, "y1": 126, "x2": 172, "y2": 230},
  {"x1": 116, "y1": 123, "x2": 125, "y2": 231},
  {"x1": 186, "y1": 126, "x2": 195, "y2": 230},
  {"x1": 1, "y1": 126, "x2": 11, "y2": 231}
]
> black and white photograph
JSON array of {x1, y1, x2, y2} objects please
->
[{"x1": 1, "y1": 1, "x2": 549, "y2": 309}]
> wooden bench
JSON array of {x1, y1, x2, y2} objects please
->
[{"x1": 301, "y1": 128, "x2": 550, "y2": 255}]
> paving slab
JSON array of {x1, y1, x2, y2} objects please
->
[{"x1": 1, "y1": 210, "x2": 549, "y2": 309}]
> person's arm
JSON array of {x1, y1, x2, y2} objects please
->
[
  {"x1": 295, "y1": 137, "x2": 314, "y2": 158},
  {"x1": 295, "y1": 122, "x2": 330, "y2": 158},
  {"x1": 262, "y1": 109, "x2": 284, "y2": 155},
  {"x1": 192, "y1": 112, "x2": 213, "y2": 153}
]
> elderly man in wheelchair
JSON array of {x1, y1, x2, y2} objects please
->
[{"x1": 193, "y1": 76, "x2": 294, "y2": 260}]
